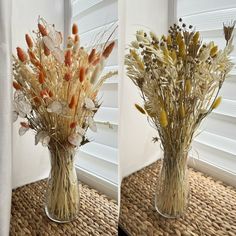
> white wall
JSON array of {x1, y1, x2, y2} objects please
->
[
  {"x1": 118, "y1": 0, "x2": 169, "y2": 179},
  {"x1": 12, "y1": 0, "x2": 64, "y2": 188}
]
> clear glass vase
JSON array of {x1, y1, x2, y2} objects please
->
[
  {"x1": 154, "y1": 150, "x2": 189, "y2": 218},
  {"x1": 45, "y1": 145, "x2": 79, "y2": 223}
]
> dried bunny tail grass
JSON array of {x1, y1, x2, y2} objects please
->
[
  {"x1": 211, "y1": 96, "x2": 222, "y2": 109},
  {"x1": 135, "y1": 104, "x2": 146, "y2": 114},
  {"x1": 38, "y1": 23, "x2": 48, "y2": 36},
  {"x1": 25, "y1": 34, "x2": 33, "y2": 48},
  {"x1": 72, "y1": 23, "x2": 78, "y2": 35},
  {"x1": 16, "y1": 47, "x2": 27, "y2": 62}
]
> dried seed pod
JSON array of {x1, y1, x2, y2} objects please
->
[
  {"x1": 102, "y1": 41, "x2": 115, "y2": 58},
  {"x1": 192, "y1": 31, "x2": 200, "y2": 45},
  {"x1": 38, "y1": 71, "x2": 45, "y2": 84},
  {"x1": 25, "y1": 34, "x2": 33, "y2": 48},
  {"x1": 170, "y1": 50, "x2": 177, "y2": 61},
  {"x1": 167, "y1": 35, "x2": 172, "y2": 46},
  {"x1": 178, "y1": 40, "x2": 186, "y2": 57},
  {"x1": 79, "y1": 67, "x2": 85, "y2": 83},
  {"x1": 212, "y1": 96, "x2": 222, "y2": 109},
  {"x1": 210, "y1": 45, "x2": 218, "y2": 57},
  {"x1": 179, "y1": 104, "x2": 185, "y2": 118},
  {"x1": 69, "y1": 95, "x2": 76, "y2": 109},
  {"x1": 38, "y1": 23, "x2": 47, "y2": 36},
  {"x1": 185, "y1": 80, "x2": 191, "y2": 94},
  {"x1": 72, "y1": 23, "x2": 78, "y2": 35},
  {"x1": 16, "y1": 47, "x2": 27, "y2": 62},
  {"x1": 64, "y1": 72, "x2": 72, "y2": 81},
  {"x1": 134, "y1": 104, "x2": 146, "y2": 114},
  {"x1": 70, "y1": 121, "x2": 77, "y2": 129},
  {"x1": 88, "y1": 49, "x2": 96, "y2": 63},
  {"x1": 74, "y1": 34, "x2": 79, "y2": 43},
  {"x1": 160, "y1": 110, "x2": 168, "y2": 127},
  {"x1": 13, "y1": 81, "x2": 22, "y2": 90},
  {"x1": 64, "y1": 50, "x2": 72, "y2": 66}
]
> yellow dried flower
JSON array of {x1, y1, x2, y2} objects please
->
[
  {"x1": 135, "y1": 104, "x2": 146, "y2": 114},
  {"x1": 192, "y1": 31, "x2": 200, "y2": 45},
  {"x1": 185, "y1": 80, "x2": 191, "y2": 94},
  {"x1": 178, "y1": 40, "x2": 186, "y2": 58},
  {"x1": 160, "y1": 110, "x2": 168, "y2": 127},
  {"x1": 170, "y1": 50, "x2": 177, "y2": 62},
  {"x1": 130, "y1": 49, "x2": 145, "y2": 70},
  {"x1": 210, "y1": 45, "x2": 218, "y2": 57},
  {"x1": 179, "y1": 104, "x2": 185, "y2": 118},
  {"x1": 211, "y1": 97, "x2": 222, "y2": 109},
  {"x1": 167, "y1": 35, "x2": 172, "y2": 46},
  {"x1": 176, "y1": 32, "x2": 182, "y2": 45}
]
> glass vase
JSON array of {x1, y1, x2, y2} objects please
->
[
  {"x1": 154, "y1": 149, "x2": 189, "y2": 218},
  {"x1": 45, "y1": 145, "x2": 79, "y2": 223}
]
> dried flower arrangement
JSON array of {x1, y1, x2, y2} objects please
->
[
  {"x1": 125, "y1": 19, "x2": 235, "y2": 217},
  {"x1": 12, "y1": 17, "x2": 116, "y2": 222}
]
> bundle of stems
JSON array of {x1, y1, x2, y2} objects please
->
[
  {"x1": 12, "y1": 17, "x2": 117, "y2": 221},
  {"x1": 126, "y1": 19, "x2": 235, "y2": 216}
]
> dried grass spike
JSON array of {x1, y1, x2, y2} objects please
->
[
  {"x1": 13, "y1": 81, "x2": 21, "y2": 90},
  {"x1": 69, "y1": 95, "x2": 76, "y2": 109},
  {"x1": 72, "y1": 24, "x2": 78, "y2": 35},
  {"x1": 160, "y1": 110, "x2": 168, "y2": 127},
  {"x1": 16, "y1": 47, "x2": 26, "y2": 62},
  {"x1": 79, "y1": 67, "x2": 85, "y2": 83},
  {"x1": 64, "y1": 72, "x2": 72, "y2": 81},
  {"x1": 135, "y1": 104, "x2": 146, "y2": 115},
  {"x1": 38, "y1": 71, "x2": 45, "y2": 84},
  {"x1": 212, "y1": 96, "x2": 222, "y2": 109},
  {"x1": 38, "y1": 23, "x2": 47, "y2": 36},
  {"x1": 25, "y1": 34, "x2": 33, "y2": 48},
  {"x1": 103, "y1": 41, "x2": 115, "y2": 58}
]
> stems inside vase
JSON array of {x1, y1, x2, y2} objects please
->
[
  {"x1": 155, "y1": 151, "x2": 189, "y2": 218},
  {"x1": 45, "y1": 145, "x2": 79, "y2": 222}
]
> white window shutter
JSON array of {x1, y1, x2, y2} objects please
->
[{"x1": 177, "y1": 0, "x2": 236, "y2": 181}]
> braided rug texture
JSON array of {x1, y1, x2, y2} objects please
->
[
  {"x1": 10, "y1": 180, "x2": 118, "y2": 236},
  {"x1": 119, "y1": 161, "x2": 236, "y2": 236}
]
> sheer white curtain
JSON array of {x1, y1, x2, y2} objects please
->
[{"x1": 0, "y1": 0, "x2": 12, "y2": 235}]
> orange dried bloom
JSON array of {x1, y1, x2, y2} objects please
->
[
  {"x1": 65, "y1": 50, "x2": 72, "y2": 66},
  {"x1": 70, "y1": 121, "x2": 77, "y2": 129},
  {"x1": 25, "y1": 34, "x2": 33, "y2": 48},
  {"x1": 13, "y1": 81, "x2": 22, "y2": 90},
  {"x1": 64, "y1": 72, "x2": 72, "y2": 81},
  {"x1": 74, "y1": 34, "x2": 79, "y2": 43},
  {"x1": 48, "y1": 90, "x2": 53, "y2": 97},
  {"x1": 40, "y1": 88, "x2": 53, "y2": 98},
  {"x1": 16, "y1": 47, "x2": 26, "y2": 62},
  {"x1": 28, "y1": 50, "x2": 36, "y2": 61},
  {"x1": 38, "y1": 71, "x2": 45, "y2": 84},
  {"x1": 33, "y1": 96, "x2": 41, "y2": 105},
  {"x1": 69, "y1": 95, "x2": 76, "y2": 109},
  {"x1": 79, "y1": 67, "x2": 85, "y2": 83},
  {"x1": 43, "y1": 44, "x2": 50, "y2": 56},
  {"x1": 72, "y1": 23, "x2": 78, "y2": 35},
  {"x1": 38, "y1": 23, "x2": 47, "y2": 36},
  {"x1": 20, "y1": 122, "x2": 29, "y2": 128},
  {"x1": 103, "y1": 41, "x2": 115, "y2": 58},
  {"x1": 92, "y1": 57, "x2": 100, "y2": 66},
  {"x1": 88, "y1": 49, "x2": 96, "y2": 63}
]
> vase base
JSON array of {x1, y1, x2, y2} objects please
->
[
  {"x1": 45, "y1": 207, "x2": 77, "y2": 223},
  {"x1": 154, "y1": 205, "x2": 182, "y2": 219}
]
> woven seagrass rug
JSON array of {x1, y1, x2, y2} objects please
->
[
  {"x1": 10, "y1": 180, "x2": 118, "y2": 236},
  {"x1": 119, "y1": 161, "x2": 236, "y2": 236}
]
